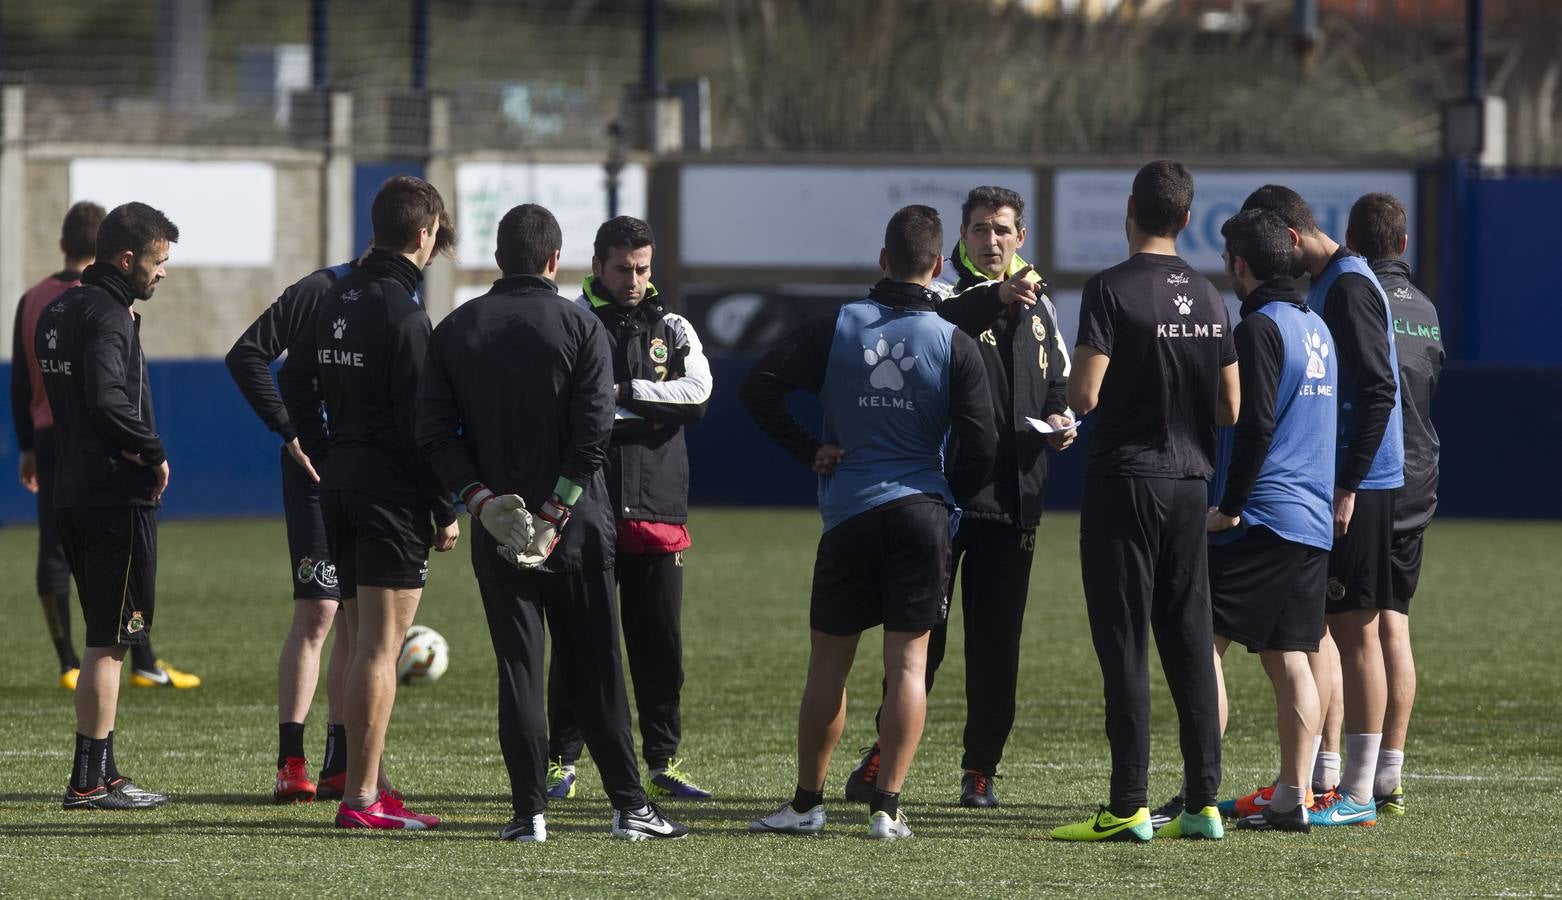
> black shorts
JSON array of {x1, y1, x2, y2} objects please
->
[
  {"x1": 282, "y1": 447, "x2": 340, "y2": 601},
  {"x1": 1210, "y1": 526, "x2": 1328, "y2": 653},
  {"x1": 320, "y1": 490, "x2": 431, "y2": 592},
  {"x1": 1326, "y1": 488, "x2": 1396, "y2": 615},
  {"x1": 809, "y1": 495, "x2": 951, "y2": 635},
  {"x1": 58, "y1": 506, "x2": 157, "y2": 648},
  {"x1": 1388, "y1": 527, "x2": 1425, "y2": 614}
]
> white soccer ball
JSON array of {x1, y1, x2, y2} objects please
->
[{"x1": 397, "y1": 625, "x2": 449, "y2": 685}]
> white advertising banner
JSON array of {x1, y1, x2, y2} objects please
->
[
  {"x1": 680, "y1": 165, "x2": 1036, "y2": 267},
  {"x1": 455, "y1": 162, "x2": 646, "y2": 270},
  {"x1": 1052, "y1": 169, "x2": 1418, "y2": 274},
  {"x1": 69, "y1": 158, "x2": 276, "y2": 267}
]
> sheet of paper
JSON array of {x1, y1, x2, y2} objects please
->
[{"x1": 1024, "y1": 415, "x2": 1081, "y2": 435}]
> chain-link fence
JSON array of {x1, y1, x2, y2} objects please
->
[{"x1": 1, "y1": 0, "x2": 1557, "y2": 163}]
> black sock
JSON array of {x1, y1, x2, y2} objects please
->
[
  {"x1": 320, "y1": 722, "x2": 347, "y2": 776},
  {"x1": 71, "y1": 733, "x2": 107, "y2": 792},
  {"x1": 791, "y1": 785, "x2": 824, "y2": 813},
  {"x1": 870, "y1": 789, "x2": 899, "y2": 818},
  {"x1": 104, "y1": 731, "x2": 121, "y2": 782},
  {"x1": 41, "y1": 594, "x2": 79, "y2": 671},
  {"x1": 130, "y1": 642, "x2": 156, "y2": 673},
  {"x1": 278, "y1": 722, "x2": 306, "y2": 769}
]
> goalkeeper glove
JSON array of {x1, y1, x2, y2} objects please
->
[
  {"x1": 515, "y1": 494, "x2": 571, "y2": 569},
  {"x1": 462, "y1": 484, "x2": 534, "y2": 567}
]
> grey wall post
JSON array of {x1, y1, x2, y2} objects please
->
[
  {"x1": 423, "y1": 93, "x2": 454, "y2": 318},
  {"x1": 1, "y1": 86, "x2": 26, "y2": 360},
  {"x1": 325, "y1": 91, "x2": 355, "y2": 266}
]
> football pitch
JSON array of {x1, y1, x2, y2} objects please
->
[{"x1": 2, "y1": 509, "x2": 1559, "y2": 897}]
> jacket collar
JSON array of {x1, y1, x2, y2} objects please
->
[
  {"x1": 1239, "y1": 276, "x2": 1306, "y2": 318},
  {"x1": 951, "y1": 241, "x2": 1031, "y2": 290},
  {"x1": 868, "y1": 278, "x2": 939, "y2": 311},
  {"x1": 583, "y1": 275, "x2": 663, "y2": 319},
  {"x1": 361, "y1": 248, "x2": 423, "y2": 295},
  {"x1": 493, "y1": 273, "x2": 560, "y2": 295},
  {"x1": 81, "y1": 262, "x2": 137, "y2": 307},
  {"x1": 1369, "y1": 257, "x2": 1411, "y2": 282}
]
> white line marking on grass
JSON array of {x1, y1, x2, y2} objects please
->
[
  {"x1": 0, "y1": 853, "x2": 182, "y2": 865},
  {"x1": 1409, "y1": 773, "x2": 1557, "y2": 783}
]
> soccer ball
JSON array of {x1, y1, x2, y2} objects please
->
[{"x1": 397, "y1": 625, "x2": 449, "y2": 685}]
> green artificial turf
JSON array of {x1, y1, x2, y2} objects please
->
[{"x1": 2, "y1": 511, "x2": 1559, "y2": 897}]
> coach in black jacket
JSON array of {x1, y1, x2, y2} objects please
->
[
  {"x1": 416, "y1": 204, "x2": 687, "y2": 842},
  {"x1": 38, "y1": 202, "x2": 179, "y2": 810},
  {"x1": 545, "y1": 217, "x2": 716, "y2": 800},
  {"x1": 848, "y1": 186, "x2": 1074, "y2": 809}
]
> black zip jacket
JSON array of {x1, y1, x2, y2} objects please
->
[
  {"x1": 1372, "y1": 257, "x2": 1443, "y2": 532},
  {"x1": 34, "y1": 263, "x2": 165, "y2": 507},
  {"x1": 737, "y1": 279, "x2": 997, "y2": 505},
  {"x1": 315, "y1": 250, "x2": 454, "y2": 526},
  {"x1": 1320, "y1": 246, "x2": 1399, "y2": 492},
  {"x1": 416, "y1": 274, "x2": 616, "y2": 573},
  {"x1": 933, "y1": 247, "x2": 1070, "y2": 528},
  {"x1": 1218, "y1": 278, "x2": 1304, "y2": 517},
  {"x1": 577, "y1": 277, "x2": 712, "y2": 524},
  {"x1": 225, "y1": 262, "x2": 351, "y2": 458}
]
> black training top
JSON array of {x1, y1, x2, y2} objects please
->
[
  {"x1": 1319, "y1": 246, "x2": 1399, "y2": 493},
  {"x1": 1077, "y1": 252, "x2": 1237, "y2": 480},
  {"x1": 34, "y1": 264, "x2": 165, "y2": 507},
  {"x1": 416, "y1": 274, "x2": 617, "y2": 573},
  {"x1": 314, "y1": 250, "x2": 454, "y2": 526},
  {"x1": 225, "y1": 262, "x2": 352, "y2": 458},
  {"x1": 1372, "y1": 257, "x2": 1444, "y2": 532},
  {"x1": 736, "y1": 279, "x2": 997, "y2": 506},
  {"x1": 1218, "y1": 277, "x2": 1304, "y2": 516}
]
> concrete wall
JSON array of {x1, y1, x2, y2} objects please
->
[{"x1": 6, "y1": 149, "x2": 327, "y2": 360}]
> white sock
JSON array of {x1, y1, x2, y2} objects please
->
[
  {"x1": 1270, "y1": 782, "x2": 1306, "y2": 814},
  {"x1": 1306, "y1": 736, "x2": 1322, "y2": 789},
  {"x1": 1374, "y1": 748, "x2": 1404, "y2": 798},
  {"x1": 1312, "y1": 750, "x2": 1340, "y2": 793},
  {"x1": 1341, "y1": 733, "x2": 1383, "y2": 804}
]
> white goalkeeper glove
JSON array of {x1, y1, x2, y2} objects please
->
[
  {"x1": 462, "y1": 485, "x2": 534, "y2": 567},
  {"x1": 514, "y1": 494, "x2": 571, "y2": 569}
]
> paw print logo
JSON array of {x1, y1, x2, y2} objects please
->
[
  {"x1": 1172, "y1": 294, "x2": 1193, "y2": 316},
  {"x1": 44, "y1": 328, "x2": 57, "y2": 350},
  {"x1": 863, "y1": 338, "x2": 916, "y2": 391},
  {"x1": 332, "y1": 317, "x2": 347, "y2": 339},
  {"x1": 1304, "y1": 329, "x2": 1329, "y2": 379}
]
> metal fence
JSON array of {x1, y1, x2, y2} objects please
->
[{"x1": 1, "y1": 0, "x2": 1556, "y2": 163}]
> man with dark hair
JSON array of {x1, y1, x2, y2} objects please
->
[
  {"x1": 1053, "y1": 160, "x2": 1238, "y2": 842},
  {"x1": 844, "y1": 185, "x2": 1074, "y2": 809},
  {"x1": 1237, "y1": 184, "x2": 1403, "y2": 828},
  {"x1": 11, "y1": 203, "x2": 201, "y2": 691},
  {"x1": 227, "y1": 255, "x2": 359, "y2": 803},
  {"x1": 544, "y1": 215, "x2": 715, "y2": 802},
  {"x1": 1345, "y1": 191, "x2": 1442, "y2": 819},
  {"x1": 1199, "y1": 208, "x2": 1338, "y2": 834},
  {"x1": 417, "y1": 202, "x2": 688, "y2": 842},
  {"x1": 740, "y1": 204, "x2": 997, "y2": 840},
  {"x1": 36, "y1": 201, "x2": 180, "y2": 810},
  {"x1": 315, "y1": 175, "x2": 459, "y2": 830}
]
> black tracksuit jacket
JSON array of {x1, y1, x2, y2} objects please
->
[
  {"x1": 576, "y1": 278, "x2": 712, "y2": 524},
  {"x1": 314, "y1": 250, "x2": 454, "y2": 526},
  {"x1": 416, "y1": 274, "x2": 617, "y2": 573},
  {"x1": 934, "y1": 251, "x2": 1070, "y2": 528},
  {"x1": 33, "y1": 264, "x2": 164, "y2": 507},
  {"x1": 225, "y1": 262, "x2": 351, "y2": 458}
]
